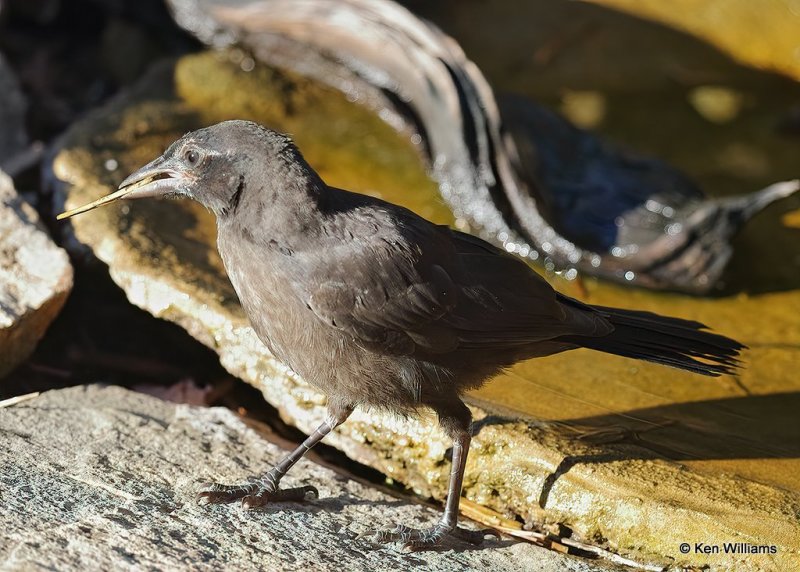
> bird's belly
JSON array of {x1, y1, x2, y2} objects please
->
[
  {"x1": 220, "y1": 254, "x2": 357, "y2": 396},
  {"x1": 218, "y1": 235, "x2": 446, "y2": 410},
  {"x1": 248, "y1": 304, "x2": 407, "y2": 407},
  {"x1": 229, "y1": 271, "x2": 330, "y2": 378}
]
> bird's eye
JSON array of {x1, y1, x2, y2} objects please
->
[{"x1": 185, "y1": 149, "x2": 200, "y2": 165}]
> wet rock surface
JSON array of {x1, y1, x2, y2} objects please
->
[
  {"x1": 0, "y1": 170, "x2": 72, "y2": 378},
  {"x1": 0, "y1": 384, "x2": 615, "y2": 572},
  {"x1": 49, "y1": 52, "x2": 800, "y2": 571}
]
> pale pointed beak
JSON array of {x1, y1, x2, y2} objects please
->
[{"x1": 57, "y1": 156, "x2": 190, "y2": 220}]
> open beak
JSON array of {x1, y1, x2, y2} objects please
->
[{"x1": 57, "y1": 156, "x2": 189, "y2": 220}]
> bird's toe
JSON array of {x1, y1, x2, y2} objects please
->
[
  {"x1": 198, "y1": 480, "x2": 318, "y2": 508},
  {"x1": 359, "y1": 522, "x2": 497, "y2": 551},
  {"x1": 197, "y1": 481, "x2": 259, "y2": 505}
]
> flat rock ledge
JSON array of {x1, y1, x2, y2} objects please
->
[
  {"x1": 49, "y1": 56, "x2": 800, "y2": 571},
  {"x1": 0, "y1": 385, "x2": 612, "y2": 572},
  {"x1": 0, "y1": 170, "x2": 72, "y2": 378}
]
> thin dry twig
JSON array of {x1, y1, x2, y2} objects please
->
[
  {"x1": 459, "y1": 498, "x2": 665, "y2": 571},
  {"x1": 0, "y1": 392, "x2": 41, "y2": 408}
]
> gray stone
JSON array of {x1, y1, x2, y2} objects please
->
[
  {"x1": 0, "y1": 171, "x2": 72, "y2": 378},
  {"x1": 0, "y1": 54, "x2": 28, "y2": 171},
  {"x1": 0, "y1": 385, "x2": 617, "y2": 571}
]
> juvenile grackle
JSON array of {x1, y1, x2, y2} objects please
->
[{"x1": 59, "y1": 120, "x2": 743, "y2": 551}]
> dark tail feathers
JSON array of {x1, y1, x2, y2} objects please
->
[{"x1": 566, "y1": 306, "x2": 745, "y2": 377}]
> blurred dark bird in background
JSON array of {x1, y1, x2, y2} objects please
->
[
  {"x1": 165, "y1": 0, "x2": 799, "y2": 294},
  {"x1": 58, "y1": 120, "x2": 744, "y2": 551}
]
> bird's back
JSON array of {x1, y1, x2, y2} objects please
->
[{"x1": 217, "y1": 185, "x2": 617, "y2": 410}]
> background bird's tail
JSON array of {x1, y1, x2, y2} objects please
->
[
  {"x1": 638, "y1": 179, "x2": 800, "y2": 294},
  {"x1": 566, "y1": 306, "x2": 745, "y2": 377}
]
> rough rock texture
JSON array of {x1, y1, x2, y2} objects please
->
[
  {"x1": 0, "y1": 385, "x2": 617, "y2": 571},
  {"x1": 0, "y1": 54, "x2": 27, "y2": 169},
  {"x1": 49, "y1": 55, "x2": 800, "y2": 571},
  {"x1": 0, "y1": 171, "x2": 73, "y2": 378}
]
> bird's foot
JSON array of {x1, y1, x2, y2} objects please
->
[
  {"x1": 359, "y1": 522, "x2": 498, "y2": 552},
  {"x1": 197, "y1": 478, "x2": 318, "y2": 508}
]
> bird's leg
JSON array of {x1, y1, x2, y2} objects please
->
[
  {"x1": 362, "y1": 400, "x2": 498, "y2": 551},
  {"x1": 198, "y1": 401, "x2": 353, "y2": 508}
]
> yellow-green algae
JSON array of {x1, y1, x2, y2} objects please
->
[{"x1": 52, "y1": 52, "x2": 800, "y2": 570}]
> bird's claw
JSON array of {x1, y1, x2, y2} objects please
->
[
  {"x1": 358, "y1": 523, "x2": 499, "y2": 551},
  {"x1": 198, "y1": 480, "x2": 318, "y2": 507}
]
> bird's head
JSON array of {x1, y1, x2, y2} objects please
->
[{"x1": 58, "y1": 120, "x2": 321, "y2": 221}]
